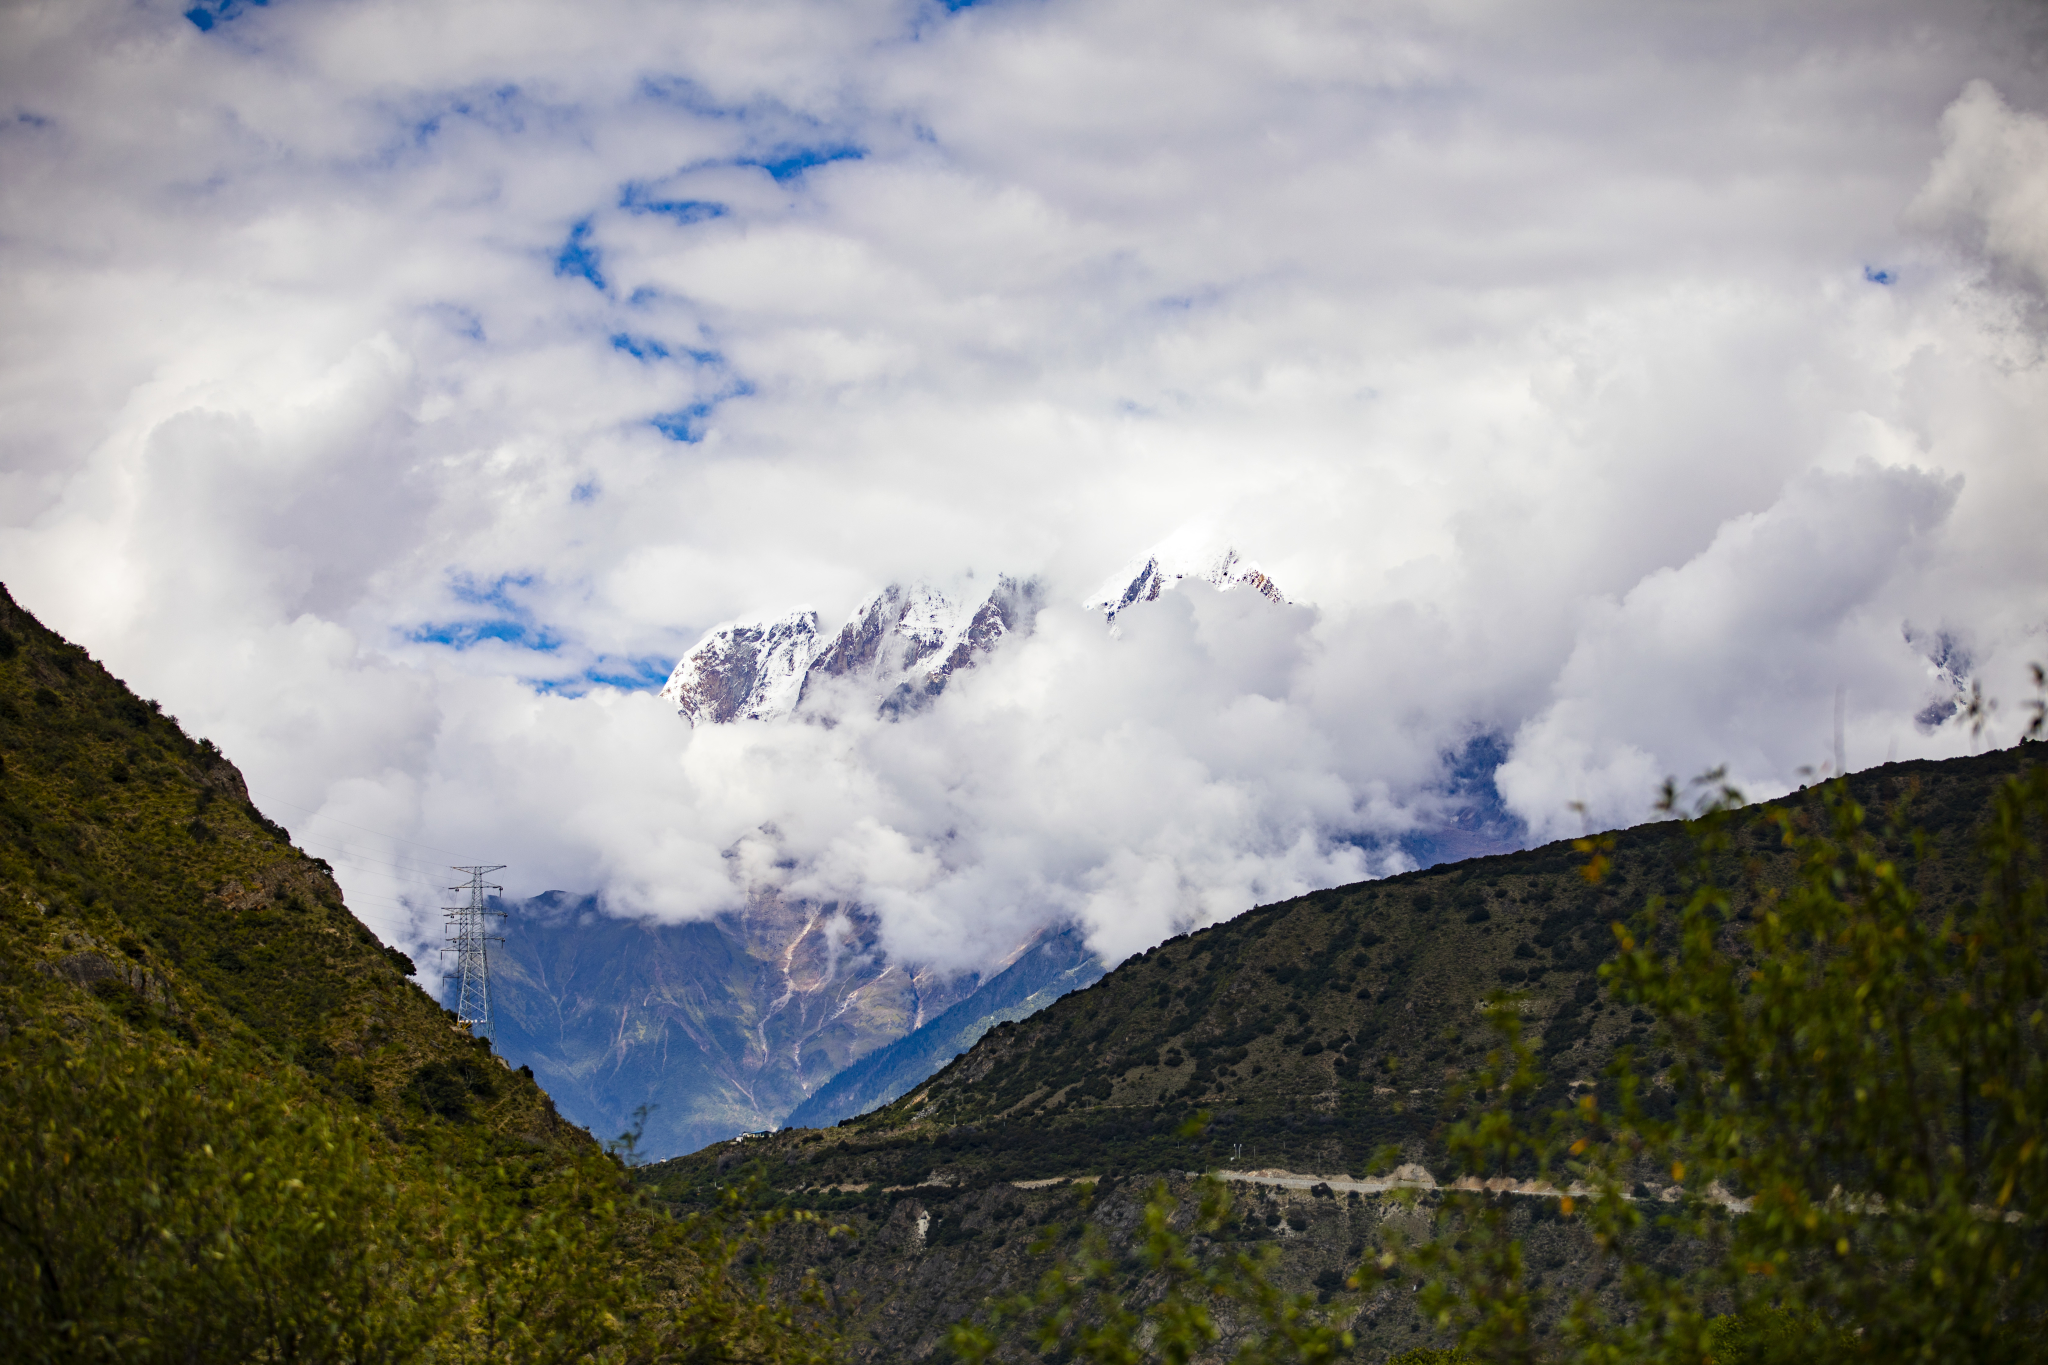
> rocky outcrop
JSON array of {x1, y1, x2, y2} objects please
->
[
  {"x1": 42, "y1": 947, "x2": 180, "y2": 1014},
  {"x1": 805, "y1": 577, "x2": 1040, "y2": 719}
]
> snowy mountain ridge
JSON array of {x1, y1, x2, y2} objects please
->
[
  {"x1": 659, "y1": 576, "x2": 1041, "y2": 726},
  {"x1": 660, "y1": 540, "x2": 1289, "y2": 726},
  {"x1": 1084, "y1": 540, "x2": 1287, "y2": 626}
]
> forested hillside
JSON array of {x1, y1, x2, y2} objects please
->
[{"x1": 641, "y1": 743, "x2": 2037, "y2": 1359}]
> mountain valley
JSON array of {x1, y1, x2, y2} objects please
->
[{"x1": 2, "y1": 572, "x2": 2037, "y2": 1362}]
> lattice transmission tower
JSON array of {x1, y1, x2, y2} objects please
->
[{"x1": 443, "y1": 865, "x2": 506, "y2": 1037}]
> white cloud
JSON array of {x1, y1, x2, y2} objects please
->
[
  {"x1": 2, "y1": 0, "x2": 2046, "y2": 968},
  {"x1": 1495, "y1": 462, "x2": 1963, "y2": 841},
  {"x1": 1912, "y1": 78, "x2": 2048, "y2": 292}
]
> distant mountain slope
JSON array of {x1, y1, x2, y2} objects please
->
[
  {"x1": 639, "y1": 744, "x2": 2037, "y2": 1358},
  {"x1": 784, "y1": 925, "x2": 1103, "y2": 1130},
  {"x1": 890, "y1": 745, "x2": 2031, "y2": 1170},
  {"x1": 489, "y1": 892, "x2": 992, "y2": 1158}
]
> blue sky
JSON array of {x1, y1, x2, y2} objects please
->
[{"x1": 2, "y1": 0, "x2": 2046, "y2": 963}]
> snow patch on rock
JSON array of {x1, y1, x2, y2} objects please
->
[{"x1": 658, "y1": 610, "x2": 823, "y2": 726}]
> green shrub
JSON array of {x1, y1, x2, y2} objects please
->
[
  {"x1": 406, "y1": 1055, "x2": 498, "y2": 1120},
  {"x1": 1410, "y1": 749, "x2": 2048, "y2": 1364},
  {"x1": 0, "y1": 1021, "x2": 845, "y2": 1365}
]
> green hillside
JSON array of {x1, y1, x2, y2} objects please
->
[
  {"x1": 638, "y1": 743, "x2": 2036, "y2": 1358},
  {"x1": 0, "y1": 585, "x2": 834, "y2": 1363},
  {"x1": 0, "y1": 582, "x2": 578, "y2": 1151}
]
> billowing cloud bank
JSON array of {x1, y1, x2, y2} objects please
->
[{"x1": 3, "y1": 0, "x2": 2046, "y2": 970}]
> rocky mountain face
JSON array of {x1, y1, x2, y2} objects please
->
[
  {"x1": 488, "y1": 891, "x2": 996, "y2": 1159},
  {"x1": 658, "y1": 540, "x2": 1291, "y2": 727},
  {"x1": 654, "y1": 612, "x2": 823, "y2": 726},
  {"x1": 659, "y1": 577, "x2": 1042, "y2": 726}
]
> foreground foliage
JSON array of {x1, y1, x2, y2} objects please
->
[
  {"x1": 0, "y1": 1015, "x2": 846, "y2": 1364},
  {"x1": 1410, "y1": 741, "x2": 2048, "y2": 1362},
  {"x1": 937, "y1": 1162, "x2": 1359, "y2": 1365},
  {"x1": 945, "y1": 1164, "x2": 1353, "y2": 1365}
]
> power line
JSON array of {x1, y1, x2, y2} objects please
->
[
  {"x1": 308, "y1": 871, "x2": 429, "y2": 916},
  {"x1": 295, "y1": 834, "x2": 454, "y2": 883},
  {"x1": 306, "y1": 861, "x2": 448, "y2": 945},
  {"x1": 299, "y1": 841, "x2": 441, "y2": 878},
  {"x1": 305, "y1": 845, "x2": 450, "y2": 890},
  {"x1": 316, "y1": 866, "x2": 436, "y2": 896},
  {"x1": 260, "y1": 795, "x2": 469, "y2": 858}
]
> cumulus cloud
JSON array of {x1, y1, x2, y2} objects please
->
[
  {"x1": 1913, "y1": 79, "x2": 2048, "y2": 293},
  {"x1": 2, "y1": 0, "x2": 2046, "y2": 970},
  {"x1": 1495, "y1": 463, "x2": 1962, "y2": 841}
]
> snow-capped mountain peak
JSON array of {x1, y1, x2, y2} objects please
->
[
  {"x1": 662, "y1": 578, "x2": 1039, "y2": 727},
  {"x1": 663, "y1": 538, "x2": 1287, "y2": 727},
  {"x1": 1084, "y1": 536, "x2": 1287, "y2": 625},
  {"x1": 658, "y1": 609, "x2": 824, "y2": 725}
]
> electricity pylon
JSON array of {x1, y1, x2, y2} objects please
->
[{"x1": 443, "y1": 865, "x2": 506, "y2": 1037}]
